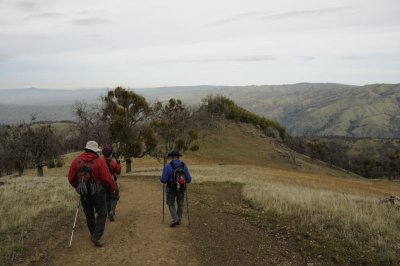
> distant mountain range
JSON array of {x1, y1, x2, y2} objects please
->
[{"x1": 1, "y1": 83, "x2": 399, "y2": 138}]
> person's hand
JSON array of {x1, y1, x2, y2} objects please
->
[{"x1": 116, "y1": 159, "x2": 121, "y2": 164}]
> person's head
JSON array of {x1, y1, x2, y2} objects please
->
[
  {"x1": 167, "y1": 150, "x2": 182, "y2": 160},
  {"x1": 102, "y1": 145, "x2": 113, "y2": 158},
  {"x1": 84, "y1": 140, "x2": 101, "y2": 154}
]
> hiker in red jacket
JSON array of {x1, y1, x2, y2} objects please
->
[
  {"x1": 68, "y1": 141, "x2": 116, "y2": 247},
  {"x1": 102, "y1": 145, "x2": 121, "y2": 221}
]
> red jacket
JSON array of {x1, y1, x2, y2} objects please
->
[
  {"x1": 104, "y1": 158, "x2": 121, "y2": 177},
  {"x1": 68, "y1": 152, "x2": 117, "y2": 192}
]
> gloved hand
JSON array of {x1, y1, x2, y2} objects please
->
[{"x1": 116, "y1": 159, "x2": 121, "y2": 164}]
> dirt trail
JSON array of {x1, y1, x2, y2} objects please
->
[
  {"x1": 19, "y1": 175, "x2": 305, "y2": 266},
  {"x1": 22, "y1": 176, "x2": 198, "y2": 266}
]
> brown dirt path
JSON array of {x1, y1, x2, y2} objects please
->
[
  {"x1": 18, "y1": 175, "x2": 305, "y2": 266},
  {"x1": 188, "y1": 182, "x2": 304, "y2": 266},
  {"x1": 21, "y1": 176, "x2": 198, "y2": 266}
]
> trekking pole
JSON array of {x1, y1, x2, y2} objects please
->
[
  {"x1": 68, "y1": 200, "x2": 81, "y2": 248},
  {"x1": 186, "y1": 187, "x2": 190, "y2": 226},
  {"x1": 162, "y1": 184, "x2": 165, "y2": 223}
]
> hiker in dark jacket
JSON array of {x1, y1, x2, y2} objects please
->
[
  {"x1": 160, "y1": 151, "x2": 192, "y2": 227},
  {"x1": 68, "y1": 141, "x2": 116, "y2": 247},
  {"x1": 102, "y1": 145, "x2": 121, "y2": 221}
]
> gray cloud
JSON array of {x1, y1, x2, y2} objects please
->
[
  {"x1": 212, "y1": 7, "x2": 353, "y2": 26},
  {"x1": 296, "y1": 56, "x2": 315, "y2": 61},
  {"x1": 205, "y1": 55, "x2": 276, "y2": 62},
  {"x1": 72, "y1": 17, "x2": 112, "y2": 26},
  {"x1": 24, "y1": 12, "x2": 64, "y2": 20},
  {"x1": 211, "y1": 11, "x2": 268, "y2": 26},
  {"x1": 161, "y1": 55, "x2": 276, "y2": 64},
  {"x1": 343, "y1": 56, "x2": 363, "y2": 60},
  {"x1": 263, "y1": 7, "x2": 352, "y2": 20},
  {"x1": 0, "y1": 54, "x2": 12, "y2": 63},
  {"x1": 17, "y1": 1, "x2": 38, "y2": 12}
]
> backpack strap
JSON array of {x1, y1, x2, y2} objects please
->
[
  {"x1": 77, "y1": 156, "x2": 99, "y2": 182},
  {"x1": 105, "y1": 158, "x2": 118, "y2": 181},
  {"x1": 78, "y1": 155, "x2": 99, "y2": 165},
  {"x1": 105, "y1": 158, "x2": 113, "y2": 174},
  {"x1": 170, "y1": 161, "x2": 184, "y2": 170}
]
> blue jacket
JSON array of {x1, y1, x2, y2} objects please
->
[{"x1": 160, "y1": 159, "x2": 192, "y2": 193}]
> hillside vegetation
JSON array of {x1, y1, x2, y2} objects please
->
[
  {"x1": 252, "y1": 83, "x2": 400, "y2": 138},
  {"x1": 142, "y1": 83, "x2": 400, "y2": 138},
  {"x1": 1, "y1": 83, "x2": 399, "y2": 138},
  {"x1": 288, "y1": 136, "x2": 400, "y2": 179},
  {"x1": 143, "y1": 120, "x2": 400, "y2": 264},
  {"x1": 2, "y1": 119, "x2": 400, "y2": 265}
]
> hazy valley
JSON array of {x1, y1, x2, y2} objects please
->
[{"x1": 1, "y1": 83, "x2": 399, "y2": 138}]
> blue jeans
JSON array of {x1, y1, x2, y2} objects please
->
[{"x1": 166, "y1": 190, "x2": 185, "y2": 223}]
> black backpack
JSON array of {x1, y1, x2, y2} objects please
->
[
  {"x1": 76, "y1": 157, "x2": 101, "y2": 196},
  {"x1": 167, "y1": 161, "x2": 186, "y2": 192}
]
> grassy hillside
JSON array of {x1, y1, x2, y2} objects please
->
[
  {"x1": 2, "y1": 83, "x2": 399, "y2": 138},
  {"x1": 146, "y1": 83, "x2": 400, "y2": 138},
  {"x1": 166, "y1": 83, "x2": 399, "y2": 138},
  {"x1": 2, "y1": 120, "x2": 400, "y2": 264}
]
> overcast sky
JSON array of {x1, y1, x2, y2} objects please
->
[{"x1": 0, "y1": 0, "x2": 399, "y2": 89}]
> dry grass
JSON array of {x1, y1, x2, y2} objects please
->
[
  {"x1": 2, "y1": 121, "x2": 400, "y2": 264},
  {"x1": 0, "y1": 176, "x2": 76, "y2": 232},
  {"x1": 130, "y1": 156, "x2": 400, "y2": 263},
  {"x1": 242, "y1": 182, "x2": 400, "y2": 247},
  {"x1": 186, "y1": 163, "x2": 400, "y2": 263},
  {"x1": 0, "y1": 154, "x2": 79, "y2": 265}
]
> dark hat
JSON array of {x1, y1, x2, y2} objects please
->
[
  {"x1": 167, "y1": 150, "x2": 182, "y2": 157},
  {"x1": 102, "y1": 145, "x2": 113, "y2": 157}
]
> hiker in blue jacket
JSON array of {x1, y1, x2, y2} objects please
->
[{"x1": 160, "y1": 151, "x2": 192, "y2": 227}]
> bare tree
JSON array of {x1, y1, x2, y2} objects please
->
[
  {"x1": 0, "y1": 121, "x2": 64, "y2": 177},
  {"x1": 26, "y1": 123, "x2": 62, "y2": 176},
  {"x1": 73, "y1": 101, "x2": 112, "y2": 148}
]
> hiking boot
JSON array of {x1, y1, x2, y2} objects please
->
[
  {"x1": 169, "y1": 221, "x2": 179, "y2": 227},
  {"x1": 108, "y1": 211, "x2": 115, "y2": 221},
  {"x1": 90, "y1": 236, "x2": 103, "y2": 247}
]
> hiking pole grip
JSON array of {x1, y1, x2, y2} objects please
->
[
  {"x1": 162, "y1": 184, "x2": 165, "y2": 224},
  {"x1": 68, "y1": 200, "x2": 81, "y2": 248},
  {"x1": 186, "y1": 187, "x2": 190, "y2": 226}
]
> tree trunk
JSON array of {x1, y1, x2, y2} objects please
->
[
  {"x1": 37, "y1": 165, "x2": 44, "y2": 177},
  {"x1": 18, "y1": 168, "x2": 24, "y2": 176},
  {"x1": 126, "y1": 158, "x2": 132, "y2": 173}
]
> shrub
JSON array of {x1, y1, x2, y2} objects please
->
[{"x1": 202, "y1": 95, "x2": 286, "y2": 140}]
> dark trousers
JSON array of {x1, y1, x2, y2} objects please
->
[
  {"x1": 106, "y1": 188, "x2": 120, "y2": 215},
  {"x1": 81, "y1": 189, "x2": 107, "y2": 240},
  {"x1": 167, "y1": 190, "x2": 185, "y2": 223}
]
